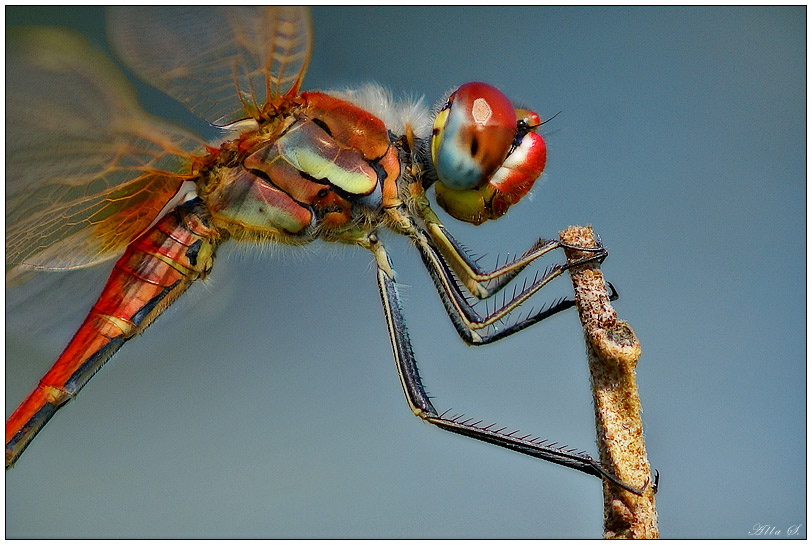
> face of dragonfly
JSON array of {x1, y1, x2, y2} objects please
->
[{"x1": 430, "y1": 82, "x2": 547, "y2": 225}]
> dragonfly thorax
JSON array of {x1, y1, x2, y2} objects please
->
[{"x1": 196, "y1": 91, "x2": 403, "y2": 245}]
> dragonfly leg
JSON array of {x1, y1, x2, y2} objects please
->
[
  {"x1": 426, "y1": 224, "x2": 566, "y2": 299},
  {"x1": 386, "y1": 204, "x2": 613, "y2": 345},
  {"x1": 368, "y1": 234, "x2": 645, "y2": 495},
  {"x1": 416, "y1": 202, "x2": 608, "y2": 300},
  {"x1": 418, "y1": 226, "x2": 614, "y2": 345}
]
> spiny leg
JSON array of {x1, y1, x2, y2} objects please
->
[
  {"x1": 416, "y1": 224, "x2": 614, "y2": 345},
  {"x1": 427, "y1": 224, "x2": 564, "y2": 299},
  {"x1": 417, "y1": 203, "x2": 608, "y2": 300},
  {"x1": 368, "y1": 233, "x2": 644, "y2": 495},
  {"x1": 385, "y1": 204, "x2": 613, "y2": 344}
]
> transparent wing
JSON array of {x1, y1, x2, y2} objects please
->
[
  {"x1": 107, "y1": 6, "x2": 313, "y2": 126},
  {"x1": 6, "y1": 28, "x2": 206, "y2": 274}
]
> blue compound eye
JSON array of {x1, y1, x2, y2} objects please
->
[{"x1": 430, "y1": 81, "x2": 517, "y2": 190}]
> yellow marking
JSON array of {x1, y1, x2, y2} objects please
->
[
  {"x1": 297, "y1": 149, "x2": 375, "y2": 194},
  {"x1": 144, "y1": 248, "x2": 197, "y2": 278},
  {"x1": 39, "y1": 384, "x2": 71, "y2": 406},
  {"x1": 97, "y1": 313, "x2": 137, "y2": 338},
  {"x1": 405, "y1": 123, "x2": 415, "y2": 152},
  {"x1": 430, "y1": 108, "x2": 450, "y2": 165}
]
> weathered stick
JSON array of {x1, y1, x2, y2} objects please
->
[{"x1": 559, "y1": 225, "x2": 658, "y2": 539}]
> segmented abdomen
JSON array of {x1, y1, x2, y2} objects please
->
[{"x1": 6, "y1": 198, "x2": 220, "y2": 467}]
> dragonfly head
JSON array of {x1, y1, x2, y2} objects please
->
[{"x1": 430, "y1": 82, "x2": 547, "y2": 225}]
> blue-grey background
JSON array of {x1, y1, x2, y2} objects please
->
[{"x1": 5, "y1": 6, "x2": 805, "y2": 538}]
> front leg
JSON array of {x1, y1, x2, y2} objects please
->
[
  {"x1": 417, "y1": 200, "x2": 608, "y2": 300},
  {"x1": 367, "y1": 234, "x2": 644, "y2": 495},
  {"x1": 386, "y1": 204, "x2": 613, "y2": 345}
]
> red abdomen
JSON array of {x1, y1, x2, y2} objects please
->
[{"x1": 6, "y1": 198, "x2": 220, "y2": 467}]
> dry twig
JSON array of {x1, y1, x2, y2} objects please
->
[{"x1": 560, "y1": 225, "x2": 658, "y2": 539}]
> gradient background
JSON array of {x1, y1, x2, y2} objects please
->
[{"x1": 5, "y1": 6, "x2": 805, "y2": 538}]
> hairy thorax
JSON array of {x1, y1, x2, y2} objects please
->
[{"x1": 195, "y1": 90, "x2": 407, "y2": 246}]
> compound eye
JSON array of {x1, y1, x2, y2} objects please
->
[{"x1": 431, "y1": 82, "x2": 517, "y2": 190}]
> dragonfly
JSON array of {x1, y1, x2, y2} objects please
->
[{"x1": 6, "y1": 6, "x2": 643, "y2": 494}]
